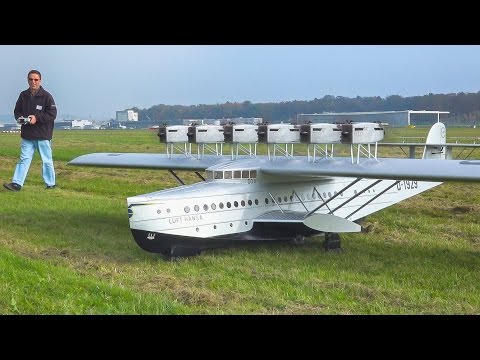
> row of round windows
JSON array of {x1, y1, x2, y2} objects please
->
[
  {"x1": 157, "y1": 184, "x2": 375, "y2": 214},
  {"x1": 157, "y1": 186, "x2": 378, "y2": 215},
  {"x1": 182, "y1": 190, "x2": 350, "y2": 214}
]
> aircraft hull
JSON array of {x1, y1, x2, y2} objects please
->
[
  {"x1": 127, "y1": 176, "x2": 441, "y2": 256},
  {"x1": 131, "y1": 221, "x2": 319, "y2": 255}
]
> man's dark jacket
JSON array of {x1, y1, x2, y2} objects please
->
[{"x1": 14, "y1": 86, "x2": 57, "y2": 141}]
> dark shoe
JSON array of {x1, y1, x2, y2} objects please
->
[
  {"x1": 46, "y1": 185, "x2": 56, "y2": 190},
  {"x1": 3, "y1": 182, "x2": 21, "y2": 192}
]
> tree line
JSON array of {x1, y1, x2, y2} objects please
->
[{"x1": 131, "y1": 92, "x2": 480, "y2": 125}]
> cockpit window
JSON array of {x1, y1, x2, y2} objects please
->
[{"x1": 207, "y1": 169, "x2": 258, "y2": 180}]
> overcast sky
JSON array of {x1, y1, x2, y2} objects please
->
[{"x1": 1, "y1": 45, "x2": 479, "y2": 120}]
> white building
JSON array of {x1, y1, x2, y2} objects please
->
[
  {"x1": 71, "y1": 119, "x2": 94, "y2": 129},
  {"x1": 116, "y1": 109, "x2": 139, "y2": 122},
  {"x1": 297, "y1": 110, "x2": 449, "y2": 127}
]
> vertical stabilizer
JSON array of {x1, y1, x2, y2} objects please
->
[{"x1": 422, "y1": 122, "x2": 446, "y2": 159}]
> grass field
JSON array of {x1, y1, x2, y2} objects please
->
[{"x1": 0, "y1": 126, "x2": 479, "y2": 314}]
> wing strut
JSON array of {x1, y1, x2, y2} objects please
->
[
  {"x1": 195, "y1": 171, "x2": 205, "y2": 181},
  {"x1": 306, "y1": 178, "x2": 362, "y2": 217},
  {"x1": 168, "y1": 170, "x2": 185, "y2": 185},
  {"x1": 330, "y1": 180, "x2": 382, "y2": 215},
  {"x1": 396, "y1": 146, "x2": 411, "y2": 158},
  {"x1": 344, "y1": 181, "x2": 399, "y2": 219},
  {"x1": 292, "y1": 189, "x2": 309, "y2": 212},
  {"x1": 456, "y1": 147, "x2": 478, "y2": 160},
  {"x1": 311, "y1": 186, "x2": 332, "y2": 214},
  {"x1": 169, "y1": 170, "x2": 205, "y2": 185},
  {"x1": 268, "y1": 192, "x2": 284, "y2": 213}
]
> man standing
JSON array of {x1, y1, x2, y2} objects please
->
[{"x1": 3, "y1": 69, "x2": 57, "y2": 192}]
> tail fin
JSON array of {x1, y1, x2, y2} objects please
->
[{"x1": 422, "y1": 122, "x2": 446, "y2": 159}]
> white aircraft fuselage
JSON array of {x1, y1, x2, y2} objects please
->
[{"x1": 127, "y1": 162, "x2": 440, "y2": 255}]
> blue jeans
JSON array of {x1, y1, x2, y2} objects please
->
[{"x1": 12, "y1": 139, "x2": 55, "y2": 187}]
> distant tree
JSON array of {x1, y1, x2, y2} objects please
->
[{"x1": 135, "y1": 91, "x2": 480, "y2": 124}]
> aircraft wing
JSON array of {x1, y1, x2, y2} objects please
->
[
  {"x1": 259, "y1": 157, "x2": 480, "y2": 182},
  {"x1": 68, "y1": 153, "x2": 232, "y2": 171},
  {"x1": 69, "y1": 153, "x2": 480, "y2": 182}
]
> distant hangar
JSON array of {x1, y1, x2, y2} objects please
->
[{"x1": 297, "y1": 110, "x2": 449, "y2": 127}]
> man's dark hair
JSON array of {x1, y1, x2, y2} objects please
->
[{"x1": 28, "y1": 70, "x2": 42, "y2": 79}]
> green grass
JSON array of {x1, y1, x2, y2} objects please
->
[{"x1": 0, "y1": 128, "x2": 480, "y2": 314}]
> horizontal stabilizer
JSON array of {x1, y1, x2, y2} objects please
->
[{"x1": 303, "y1": 214, "x2": 361, "y2": 233}]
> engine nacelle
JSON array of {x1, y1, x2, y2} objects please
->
[
  {"x1": 187, "y1": 125, "x2": 224, "y2": 144},
  {"x1": 223, "y1": 124, "x2": 259, "y2": 143},
  {"x1": 340, "y1": 122, "x2": 384, "y2": 144},
  {"x1": 257, "y1": 124, "x2": 301, "y2": 143},
  {"x1": 158, "y1": 125, "x2": 190, "y2": 143},
  {"x1": 300, "y1": 123, "x2": 342, "y2": 144}
]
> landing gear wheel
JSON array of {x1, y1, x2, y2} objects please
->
[
  {"x1": 291, "y1": 234, "x2": 306, "y2": 245},
  {"x1": 323, "y1": 232, "x2": 342, "y2": 251}
]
